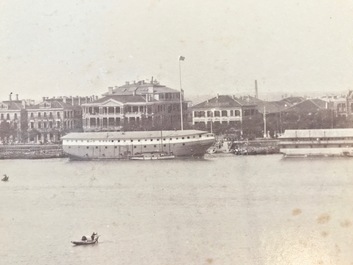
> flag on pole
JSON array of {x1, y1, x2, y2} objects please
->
[{"x1": 179, "y1": 56, "x2": 185, "y2": 61}]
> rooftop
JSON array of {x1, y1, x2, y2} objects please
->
[
  {"x1": 280, "y1": 128, "x2": 353, "y2": 138},
  {"x1": 103, "y1": 79, "x2": 179, "y2": 96},
  {"x1": 192, "y1": 95, "x2": 257, "y2": 109}
]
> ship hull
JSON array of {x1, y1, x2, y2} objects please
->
[
  {"x1": 62, "y1": 130, "x2": 215, "y2": 160},
  {"x1": 279, "y1": 128, "x2": 353, "y2": 158},
  {"x1": 281, "y1": 147, "x2": 353, "y2": 158}
]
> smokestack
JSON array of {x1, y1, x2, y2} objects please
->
[
  {"x1": 108, "y1": 87, "x2": 113, "y2": 95},
  {"x1": 255, "y1": 80, "x2": 258, "y2": 99},
  {"x1": 9, "y1": 92, "x2": 13, "y2": 101},
  {"x1": 16, "y1": 94, "x2": 19, "y2": 101}
]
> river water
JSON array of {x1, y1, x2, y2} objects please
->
[{"x1": 0, "y1": 155, "x2": 352, "y2": 265}]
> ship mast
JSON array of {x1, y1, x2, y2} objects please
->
[
  {"x1": 179, "y1": 56, "x2": 185, "y2": 130},
  {"x1": 263, "y1": 106, "x2": 267, "y2": 138}
]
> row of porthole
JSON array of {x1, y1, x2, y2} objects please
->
[
  {"x1": 284, "y1": 144, "x2": 348, "y2": 148},
  {"x1": 67, "y1": 136, "x2": 202, "y2": 143},
  {"x1": 68, "y1": 143, "x2": 186, "y2": 149}
]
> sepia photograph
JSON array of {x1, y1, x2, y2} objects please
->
[{"x1": 1, "y1": 0, "x2": 353, "y2": 264}]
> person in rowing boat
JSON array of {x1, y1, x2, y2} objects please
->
[
  {"x1": 2, "y1": 174, "x2": 8, "y2": 181},
  {"x1": 91, "y1": 232, "x2": 97, "y2": 241}
]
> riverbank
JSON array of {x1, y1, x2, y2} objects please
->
[
  {"x1": 208, "y1": 138, "x2": 280, "y2": 155},
  {"x1": 0, "y1": 144, "x2": 65, "y2": 159}
]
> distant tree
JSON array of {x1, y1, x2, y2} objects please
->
[{"x1": 0, "y1": 121, "x2": 15, "y2": 143}]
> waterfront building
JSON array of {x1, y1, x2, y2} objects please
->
[
  {"x1": 347, "y1": 91, "x2": 353, "y2": 116},
  {"x1": 0, "y1": 94, "x2": 27, "y2": 143},
  {"x1": 26, "y1": 98, "x2": 83, "y2": 143},
  {"x1": 280, "y1": 98, "x2": 332, "y2": 130},
  {"x1": 82, "y1": 79, "x2": 187, "y2": 132},
  {"x1": 321, "y1": 95, "x2": 347, "y2": 117},
  {"x1": 191, "y1": 95, "x2": 258, "y2": 135},
  {"x1": 45, "y1": 96, "x2": 98, "y2": 106}
]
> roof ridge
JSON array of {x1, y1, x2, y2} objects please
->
[{"x1": 309, "y1": 98, "x2": 324, "y2": 109}]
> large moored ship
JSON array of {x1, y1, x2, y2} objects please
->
[
  {"x1": 279, "y1": 128, "x2": 353, "y2": 157},
  {"x1": 62, "y1": 130, "x2": 215, "y2": 160}
]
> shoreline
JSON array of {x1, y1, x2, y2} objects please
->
[{"x1": 0, "y1": 144, "x2": 66, "y2": 159}]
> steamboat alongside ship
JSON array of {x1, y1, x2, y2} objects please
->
[
  {"x1": 62, "y1": 130, "x2": 215, "y2": 160},
  {"x1": 279, "y1": 128, "x2": 353, "y2": 158}
]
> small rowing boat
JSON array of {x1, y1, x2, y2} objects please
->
[
  {"x1": 129, "y1": 152, "x2": 175, "y2": 160},
  {"x1": 71, "y1": 235, "x2": 99, "y2": 246}
]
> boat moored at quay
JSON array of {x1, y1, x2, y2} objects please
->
[
  {"x1": 279, "y1": 128, "x2": 353, "y2": 158},
  {"x1": 62, "y1": 130, "x2": 215, "y2": 160}
]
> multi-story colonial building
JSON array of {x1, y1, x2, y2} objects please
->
[
  {"x1": 191, "y1": 95, "x2": 258, "y2": 134},
  {"x1": 82, "y1": 79, "x2": 187, "y2": 132},
  {"x1": 346, "y1": 91, "x2": 353, "y2": 115},
  {"x1": 26, "y1": 98, "x2": 83, "y2": 143},
  {"x1": 0, "y1": 94, "x2": 27, "y2": 143},
  {"x1": 321, "y1": 95, "x2": 347, "y2": 117}
]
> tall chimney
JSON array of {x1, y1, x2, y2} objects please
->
[
  {"x1": 108, "y1": 87, "x2": 113, "y2": 95},
  {"x1": 16, "y1": 94, "x2": 19, "y2": 101},
  {"x1": 255, "y1": 80, "x2": 258, "y2": 99},
  {"x1": 9, "y1": 92, "x2": 12, "y2": 101}
]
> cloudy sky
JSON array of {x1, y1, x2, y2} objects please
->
[{"x1": 1, "y1": 0, "x2": 353, "y2": 101}]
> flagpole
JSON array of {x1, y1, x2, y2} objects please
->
[
  {"x1": 179, "y1": 56, "x2": 184, "y2": 130},
  {"x1": 263, "y1": 105, "x2": 267, "y2": 138}
]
